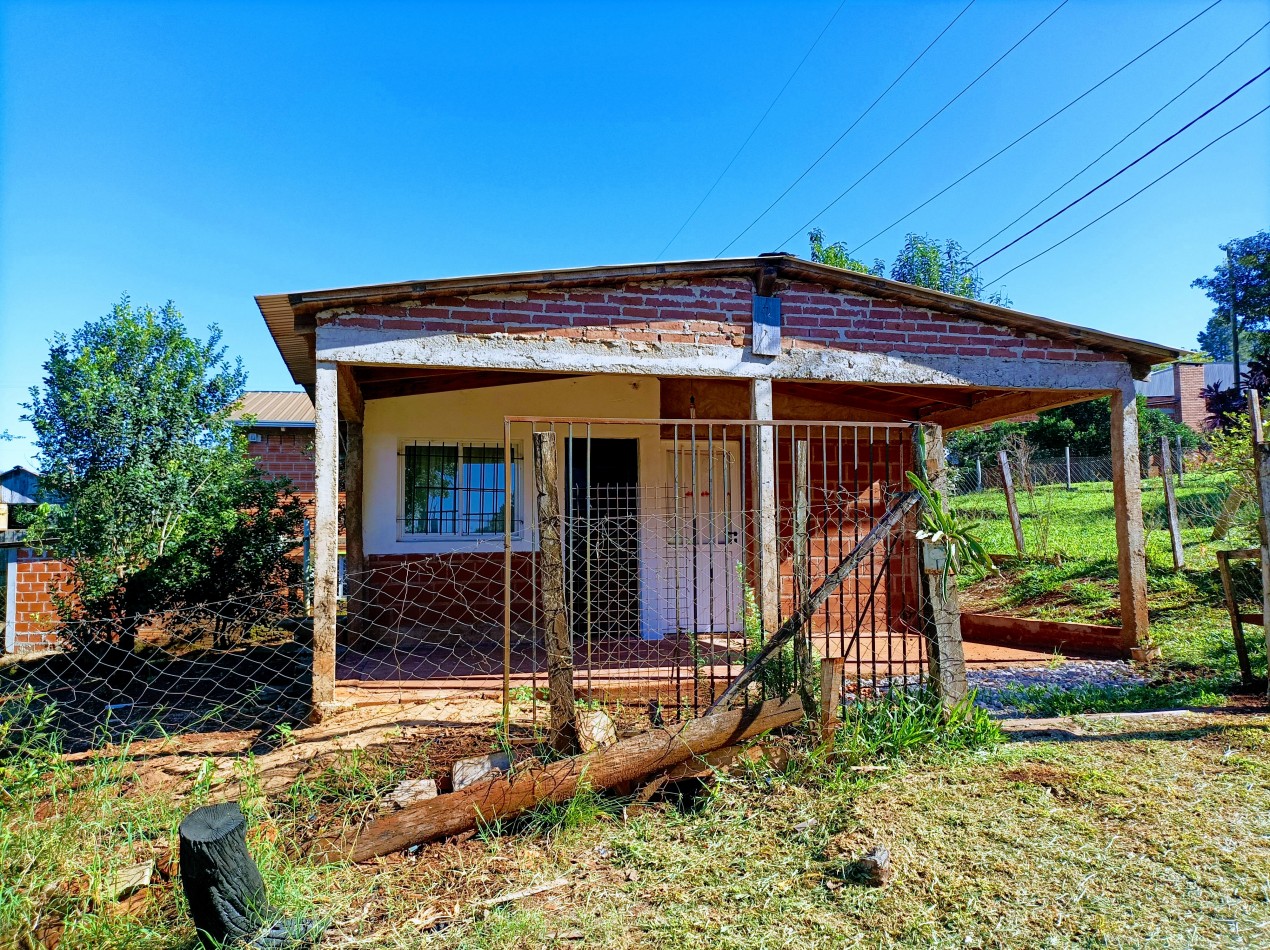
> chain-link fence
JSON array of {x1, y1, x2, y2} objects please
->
[{"x1": 2, "y1": 421, "x2": 930, "y2": 756}]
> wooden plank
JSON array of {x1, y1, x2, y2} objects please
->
[
  {"x1": 1110, "y1": 380, "x2": 1148, "y2": 650},
  {"x1": 1217, "y1": 550, "x2": 1255, "y2": 687},
  {"x1": 533, "y1": 431, "x2": 578, "y2": 754},
  {"x1": 960, "y1": 613, "x2": 1127, "y2": 659},
  {"x1": 1159, "y1": 435, "x2": 1184, "y2": 570},
  {"x1": 750, "y1": 381, "x2": 780, "y2": 633},
  {"x1": 820, "y1": 657, "x2": 845, "y2": 744},
  {"x1": 312, "y1": 696, "x2": 804, "y2": 863},
  {"x1": 999, "y1": 450, "x2": 1026, "y2": 556},
  {"x1": 336, "y1": 362, "x2": 364, "y2": 423},
  {"x1": 343, "y1": 420, "x2": 365, "y2": 646}
]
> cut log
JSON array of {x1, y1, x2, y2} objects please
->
[
  {"x1": 312, "y1": 696, "x2": 803, "y2": 864},
  {"x1": 180, "y1": 802, "x2": 320, "y2": 949}
]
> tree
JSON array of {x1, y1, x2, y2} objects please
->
[
  {"x1": 808, "y1": 229, "x2": 883, "y2": 275},
  {"x1": 809, "y1": 230, "x2": 1012, "y2": 306},
  {"x1": 947, "y1": 396, "x2": 1199, "y2": 464},
  {"x1": 1195, "y1": 231, "x2": 1270, "y2": 360},
  {"x1": 22, "y1": 297, "x2": 304, "y2": 649}
]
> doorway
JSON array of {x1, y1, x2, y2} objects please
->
[{"x1": 565, "y1": 438, "x2": 640, "y2": 639}]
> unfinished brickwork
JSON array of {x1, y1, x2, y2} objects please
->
[
  {"x1": 6, "y1": 549, "x2": 71, "y2": 652},
  {"x1": 319, "y1": 276, "x2": 1119, "y2": 366},
  {"x1": 246, "y1": 429, "x2": 315, "y2": 492}
]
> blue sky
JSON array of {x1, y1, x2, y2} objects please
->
[{"x1": 2, "y1": 0, "x2": 1268, "y2": 468}]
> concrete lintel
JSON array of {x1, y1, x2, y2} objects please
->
[{"x1": 314, "y1": 326, "x2": 1131, "y2": 393}]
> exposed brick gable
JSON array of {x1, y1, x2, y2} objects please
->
[{"x1": 320, "y1": 276, "x2": 1119, "y2": 365}]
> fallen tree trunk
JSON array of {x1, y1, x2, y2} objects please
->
[{"x1": 311, "y1": 696, "x2": 803, "y2": 864}]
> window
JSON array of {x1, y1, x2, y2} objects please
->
[{"x1": 400, "y1": 442, "x2": 521, "y2": 538}]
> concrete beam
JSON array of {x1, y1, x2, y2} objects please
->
[
  {"x1": 312, "y1": 361, "x2": 340, "y2": 716},
  {"x1": 1110, "y1": 374, "x2": 1148, "y2": 649},
  {"x1": 315, "y1": 326, "x2": 1133, "y2": 394}
]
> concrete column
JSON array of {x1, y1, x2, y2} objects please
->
[
  {"x1": 343, "y1": 419, "x2": 365, "y2": 645},
  {"x1": 750, "y1": 378, "x2": 780, "y2": 633},
  {"x1": 1110, "y1": 377, "x2": 1149, "y2": 649},
  {"x1": 312, "y1": 360, "x2": 340, "y2": 716}
]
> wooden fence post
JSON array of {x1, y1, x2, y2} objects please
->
[
  {"x1": 1216, "y1": 549, "x2": 1255, "y2": 688},
  {"x1": 1160, "y1": 435, "x2": 1184, "y2": 570},
  {"x1": 793, "y1": 439, "x2": 817, "y2": 715},
  {"x1": 533, "y1": 431, "x2": 578, "y2": 754},
  {"x1": 1249, "y1": 390, "x2": 1270, "y2": 697},
  {"x1": 999, "y1": 449, "x2": 1025, "y2": 556},
  {"x1": 1065, "y1": 445, "x2": 1073, "y2": 491}
]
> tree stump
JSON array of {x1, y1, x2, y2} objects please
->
[{"x1": 179, "y1": 802, "x2": 321, "y2": 949}]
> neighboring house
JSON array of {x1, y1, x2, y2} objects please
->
[
  {"x1": 0, "y1": 395, "x2": 334, "y2": 655},
  {"x1": 1, "y1": 465, "x2": 69, "y2": 654},
  {"x1": 1136, "y1": 361, "x2": 1232, "y2": 431},
  {"x1": 255, "y1": 253, "x2": 1182, "y2": 709}
]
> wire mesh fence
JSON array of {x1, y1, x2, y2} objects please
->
[{"x1": 2, "y1": 420, "x2": 930, "y2": 755}]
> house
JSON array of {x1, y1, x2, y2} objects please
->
[
  {"x1": 1136, "y1": 361, "x2": 1231, "y2": 430},
  {"x1": 255, "y1": 254, "x2": 1182, "y2": 713}
]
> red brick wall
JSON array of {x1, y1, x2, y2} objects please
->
[
  {"x1": 6, "y1": 550, "x2": 70, "y2": 652},
  {"x1": 320, "y1": 276, "x2": 1120, "y2": 365},
  {"x1": 1172, "y1": 362, "x2": 1208, "y2": 431},
  {"x1": 247, "y1": 429, "x2": 315, "y2": 492}
]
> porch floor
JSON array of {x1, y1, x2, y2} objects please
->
[{"x1": 333, "y1": 633, "x2": 1087, "y2": 707}]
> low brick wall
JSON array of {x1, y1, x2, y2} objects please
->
[{"x1": 5, "y1": 549, "x2": 70, "y2": 653}]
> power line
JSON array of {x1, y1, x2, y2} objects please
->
[
  {"x1": 973, "y1": 66, "x2": 1270, "y2": 269},
  {"x1": 851, "y1": 0, "x2": 1228, "y2": 256},
  {"x1": 655, "y1": 0, "x2": 849, "y2": 260},
  {"x1": 712, "y1": 0, "x2": 979, "y2": 258},
  {"x1": 967, "y1": 16, "x2": 1269, "y2": 258},
  {"x1": 984, "y1": 103, "x2": 1270, "y2": 286},
  {"x1": 770, "y1": 0, "x2": 1072, "y2": 253}
]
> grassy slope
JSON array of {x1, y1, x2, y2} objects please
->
[
  {"x1": 950, "y1": 472, "x2": 1266, "y2": 684},
  {"x1": 6, "y1": 708, "x2": 1270, "y2": 949}
]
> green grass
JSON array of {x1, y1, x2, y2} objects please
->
[
  {"x1": 951, "y1": 472, "x2": 1267, "y2": 688},
  {"x1": 994, "y1": 678, "x2": 1230, "y2": 717}
]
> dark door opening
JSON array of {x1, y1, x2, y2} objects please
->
[{"x1": 566, "y1": 438, "x2": 640, "y2": 639}]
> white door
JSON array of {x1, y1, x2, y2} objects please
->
[{"x1": 652, "y1": 443, "x2": 743, "y2": 635}]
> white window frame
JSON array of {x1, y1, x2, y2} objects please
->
[{"x1": 396, "y1": 439, "x2": 525, "y2": 544}]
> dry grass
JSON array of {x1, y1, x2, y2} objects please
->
[{"x1": 6, "y1": 700, "x2": 1270, "y2": 948}]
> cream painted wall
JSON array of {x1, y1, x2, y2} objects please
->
[{"x1": 362, "y1": 375, "x2": 662, "y2": 556}]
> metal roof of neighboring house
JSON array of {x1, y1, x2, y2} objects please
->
[
  {"x1": 0, "y1": 466, "x2": 40, "y2": 506},
  {"x1": 255, "y1": 255, "x2": 1187, "y2": 390},
  {"x1": 230, "y1": 391, "x2": 315, "y2": 427},
  {"x1": 1136, "y1": 362, "x2": 1234, "y2": 398}
]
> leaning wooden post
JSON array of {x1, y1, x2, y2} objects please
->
[
  {"x1": 533, "y1": 431, "x2": 578, "y2": 754},
  {"x1": 1159, "y1": 435, "x2": 1184, "y2": 570},
  {"x1": 1249, "y1": 390, "x2": 1270, "y2": 696},
  {"x1": 1216, "y1": 549, "x2": 1255, "y2": 688},
  {"x1": 920, "y1": 425, "x2": 968, "y2": 708},
  {"x1": 999, "y1": 449, "x2": 1026, "y2": 556},
  {"x1": 311, "y1": 360, "x2": 340, "y2": 719}
]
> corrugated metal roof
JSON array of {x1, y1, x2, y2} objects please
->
[
  {"x1": 256, "y1": 255, "x2": 1188, "y2": 389},
  {"x1": 1137, "y1": 362, "x2": 1234, "y2": 398},
  {"x1": 231, "y1": 391, "x2": 315, "y2": 426}
]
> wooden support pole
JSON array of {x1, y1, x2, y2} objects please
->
[
  {"x1": 533, "y1": 431, "x2": 578, "y2": 754},
  {"x1": 1110, "y1": 379, "x2": 1149, "y2": 650},
  {"x1": 1216, "y1": 550, "x2": 1255, "y2": 688},
  {"x1": 819, "y1": 656, "x2": 845, "y2": 744},
  {"x1": 1249, "y1": 390, "x2": 1270, "y2": 696},
  {"x1": 314, "y1": 695, "x2": 804, "y2": 864},
  {"x1": 750, "y1": 380, "x2": 780, "y2": 634},
  {"x1": 999, "y1": 449, "x2": 1026, "y2": 556},
  {"x1": 1160, "y1": 435, "x2": 1184, "y2": 570},
  {"x1": 1065, "y1": 445, "x2": 1073, "y2": 491},
  {"x1": 343, "y1": 419, "x2": 365, "y2": 646},
  {"x1": 920, "y1": 425, "x2": 968, "y2": 707},
  {"x1": 311, "y1": 361, "x2": 340, "y2": 717}
]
